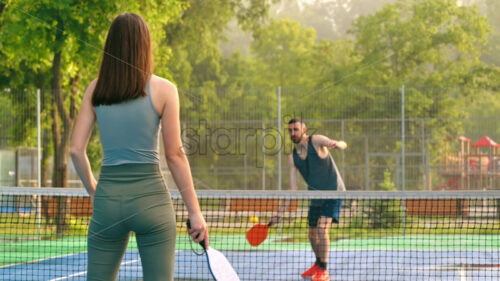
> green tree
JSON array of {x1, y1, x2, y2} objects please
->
[
  {"x1": 160, "y1": 1, "x2": 278, "y2": 190},
  {"x1": 0, "y1": 0, "x2": 184, "y2": 233},
  {"x1": 303, "y1": 0, "x2": 493, "y2": 123},
  {"x1": 164, "y1": 0, "x2": 277, "y2": 88},
  {"x1": 345, "y1": 0, "x2": 493, "y2": 160},
  {"x1": 164, "y1": 0, "x2": 276, "y2": 115},
  {"x1": 286, "y1": 0, "x2": 495, "y2": 190},
  {"x1": 1, "y1": 0, "x2": 183, "y2": 185},
  {"x1": 350, "y1": 0, "x2": 489, "y2": 84},
  {"x1": 251, "y1": 18, "x2": 317, "y2": 88},
  {"x1": 272, "y1": 0, "x2": 396, "y2": 40},
  {"x1": 481, "y1": 0, "x2": 500, "y2": 67},
  {"x1": 365, "y1": 169, "x2": 401, "y2": 228}
]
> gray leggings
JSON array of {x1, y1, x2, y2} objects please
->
[{"x1": 87, "y1": 164, "x2": 176, "y2": 281}]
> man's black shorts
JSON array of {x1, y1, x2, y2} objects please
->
[{"x1": 308, "y1": 199, "x2": 343, "y2": 227}]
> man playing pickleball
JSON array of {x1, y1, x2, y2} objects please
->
[{"x1": 270, "y1": 117, "x2": 346, "y2": 281}]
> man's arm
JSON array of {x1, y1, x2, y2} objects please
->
[
  {"x1": 269, "y1": 155, "x2": 298, "y2": 226},
  {"x1": 312, "y1": 134, "x2": 347, "y2": 150},
  {"x1": 289, "y1": 154, "x2": 298, "y2": 191}
]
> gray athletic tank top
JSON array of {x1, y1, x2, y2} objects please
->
[{"x1": 94, "y1": 83, "x2": 160, "y2": 166}]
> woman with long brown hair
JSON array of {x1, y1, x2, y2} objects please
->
[{"x1": 70, "y1": 13, "x2": 208, "y2": 281}]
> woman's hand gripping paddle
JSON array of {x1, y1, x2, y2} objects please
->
[{"x1": 187, "y1": 220, "x2": 240, "y2": 281}]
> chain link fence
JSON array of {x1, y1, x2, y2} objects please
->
[{"x1": 1, "y1": 85, "x2": 499, "y2": 190}]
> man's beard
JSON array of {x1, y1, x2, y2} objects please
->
[{"x1": 291, "y1": 135, "x2": 301, "y2": 144}]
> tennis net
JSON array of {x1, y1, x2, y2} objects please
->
[{"x1": 1, "y1": 187, "x2": 500, "y2": 280}]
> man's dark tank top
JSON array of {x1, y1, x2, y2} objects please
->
[{"x1": 292, "y1": 135, "x2": 345, "y2": 191}]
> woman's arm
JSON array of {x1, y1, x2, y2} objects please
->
[
  {"x1": 158, "y1": 78, "x2": 208, "y2": 245},
  {"x1": 70, "y1": 80, "x2": 98, "y2": 201}
]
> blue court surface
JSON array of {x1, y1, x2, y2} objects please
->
[{"x1": 1, "y1": 249, "x2": 499, "y2": 280}]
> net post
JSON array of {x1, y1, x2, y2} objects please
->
[
  {"x1": 36, "y1": 88, "x2": 42, "y2": 237},
  {"x1": 401, "y1": 84, "x2": 406, "y2": 235},
  {"x1": 277, "y1": 86, "x2": 282, "y2": 236},
  {"x1": 277, "y1": 86, "x2": 281, "y2": 191},
  {"x1": 341, "y1": 119, "x2": 345, "y2": 179},
  {"x1": 262, "y1": 120, "x2": 266, "y2": 190}
]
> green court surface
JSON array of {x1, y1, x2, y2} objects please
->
[
  {"x1": 0, "y1": 236, "x2": 137, "y2": 267},
  {"x1": 2, "y1": 233, "x2": 500, "y2": 268},
  {"x1": 165, "y1": 233, "x2": 500, "y2": 251}
]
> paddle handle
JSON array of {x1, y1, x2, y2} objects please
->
[
  {"x1": 186, "y1": 219, "x2": 207, "y2": 250},
  {"x1": 268, "y1": 215, "x2": 280, "y2": 227}
]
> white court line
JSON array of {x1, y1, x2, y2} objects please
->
[
  {"x1": 48, "y1": 271, "x2": 86, "y2": 281},
  {"x1": 48, "y1": 258, "x2": 142, "y2": 281},
  {"x1": 459, "y1": 267, "x2": 468, "y2": 281}
]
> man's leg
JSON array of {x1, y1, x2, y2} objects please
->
[
  {"x1": 311, "y1": 199, "x2": 340, "y2": 281},
  {"x1": 303, "y1": 205, "x2": 322, "y2": 278},
  {"x1": 306, "y1": 217, "x2": 333, "y2": 281},
  {"x1": 316, "y1": 216, "x2": 333, "y2": 267},
  {"x1": 309, "y1": 226, "x2": 320, "y2": 259},
  {"x1": 301, "y1": 227, "x2": 321, "y2": 278}
]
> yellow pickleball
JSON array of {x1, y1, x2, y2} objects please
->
[{"x1": 249, "y1": 216, "x2": 259, "y2": 223}]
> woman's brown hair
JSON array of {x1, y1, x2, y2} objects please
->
[{"x1": 92, "y1": 13, "x2": 153, "y2": 106}]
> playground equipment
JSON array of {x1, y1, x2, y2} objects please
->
[{"x1": 438, "y1": 136, "x2": 500, "y2": 190}]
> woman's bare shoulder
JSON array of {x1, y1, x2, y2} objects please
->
[
  {"x1": 150, "y1": 75, "x2": 177, "y2": 95},
  {"x1": 149, "y1": 75, "x2": 179, "y2": 115}
]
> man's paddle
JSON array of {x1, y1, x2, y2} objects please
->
[{"x1": 246, "y1": 223, "x2": 271, "y2": 247}]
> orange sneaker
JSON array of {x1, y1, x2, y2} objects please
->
[
  {"x1": 312, "y1": 269, "x2": 330, "y2": 281},
  {"x1": 301, "y1": 264, "x2": 320, "y2": 278}
]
